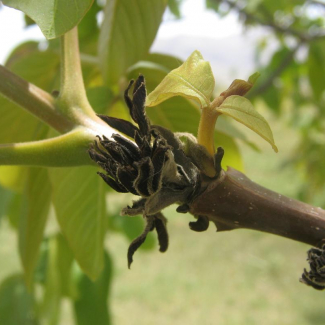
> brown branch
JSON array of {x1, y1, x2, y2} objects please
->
[
  {"x1": 0, "y1": 65, "x2": 74, "y2": 133},
  {"x1": 189, "y1": 168, "x2": 325, "y2": 247},
  {"x1": 213, "y1": 0, "x2": 325, "y2": 42}
]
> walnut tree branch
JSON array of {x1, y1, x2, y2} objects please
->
[
  {"x1": 0, "y1": 64, "x2": 74, "y2": 133},
  {"x1": 189, "y1": 168, "x2": 325, "y2": 247}
]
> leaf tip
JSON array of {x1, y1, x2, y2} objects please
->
[
  {"x1": 248, "y1": 72, "x2": 261, "y2": 85},
  {"x1": 273, "y1": 144, "x2": 279, "y2": 153}
]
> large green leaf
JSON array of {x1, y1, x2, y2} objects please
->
[
  {"x1": 38, "y1": 235, "x2": 75, "y2": 324},
  {"x1": 0, "y1": 185, "x2": 14, "y2": 224},
  {"x1": 73, "y1": 251, "x2": 112, "y2": 325},
  {"x1": 0, "y1": 274, "x2": 39, "y2": 325},
  {"x1": 19, "y1": 168, "x2": 51, "y2": 288},
  {"x1": 145, "y1": 53, "x2": 183, "y2": 71},
  {"x1": 308, "y1": 42, "x2": 325, "y2": 101},
  {"x1": 216, "y1": 95, "x2": 278, "y2": 152},
  {"x1": 98, "y1": 0, "x2": 167, "y2": 85},
  {"x1": 2, "y1": 0, "x2": 94, "y2": 39},
  {"x1": 38, "y1": 237, "x2": 62, "y2": 325},
  {"x1": 49, "y1": 166, "x2": 106, "y2": 280},
  {"x1": 146, "y1": 50, "x2": 215, "y2": 108}
]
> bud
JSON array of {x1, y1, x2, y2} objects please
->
[{"x1": 220, "y1": 72, "x2": 260, "y2": 98}]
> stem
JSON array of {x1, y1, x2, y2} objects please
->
[
  {"x1": 197, "y1": 97, "x2": 224, "y2": 156},
  {"x1": 190, "y1": 168, "x2": 325, "y2": 246},
  {"x1": 0, "y1": 65, "x2": 74, "y2": 133},
  {"x1": 0, "y1": 128, "x2": 98, "y2": 167},
  {"x1": 57, "y1": 27, "x2": 95, "y2": 118}
]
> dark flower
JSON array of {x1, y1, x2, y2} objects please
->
[
  {"x1": 89, "y1": 75, "x2": 200, "y2": 267},
  {"x1": 300, "y1": 244, "x2": 325, "y2": 290}
]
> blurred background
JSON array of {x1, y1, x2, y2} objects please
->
[{"x1": 0, "y1": 0, "x2": 325, "y2": 324}]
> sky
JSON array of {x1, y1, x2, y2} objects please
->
[{"x1": 0, "y1": 0, "x2": 242, "y2": 64}]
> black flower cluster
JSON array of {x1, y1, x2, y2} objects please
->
[
  {"x1": 89, "y1": 75, "x2": 200, "y2": 267},
  {"x1": 301, "y1": 244, "x2": 325, "y2": 290}
]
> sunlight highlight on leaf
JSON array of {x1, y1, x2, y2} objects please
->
[
  {"x1": 49, "y1": 167, "x2": 106, "y2": 280},
  {"x1": 216, "y1": 95, "x2": 278, "y2": 152},
  {"x1": 146, "y1": 50, "x2": 215, "y2": 108}
]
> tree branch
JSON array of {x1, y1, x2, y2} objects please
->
[
  {"x1": 0, "y1": 128, "x2": 97, "y2": 167},
  {"x1": 214, "y1": 0, "x2": 325, "y2": 42},
  {"x1": 189, "y1": 168, "x2": 325, "y2": 247},
  {"x1": 57, "y1": 27, "x2": 95, "y2": 118},
  {"x1": 0, "y1": 65, "x2": 74, "y2": 133},
  {"x1": 247, "y1": 45, "x2": 300, "y2": 98}
]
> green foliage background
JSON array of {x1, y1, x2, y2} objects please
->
[{"x1": 0, "y1": 0, "x2": 324, "y2": 324}]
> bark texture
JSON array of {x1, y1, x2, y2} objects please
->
[{"x1": 190, "y1": 167, "x2": 325, "y2": 247}]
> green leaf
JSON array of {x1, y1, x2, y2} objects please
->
[
  {"x1": 308, "y1": 42, "x2": 325, "y2": 101},
  {"x1": 0, "y1": 185, "x2": 14, "y2": 224},
  {"x1": 147, "y1": 97, "x2": 200, "y2": 135},
  {"x1": 86, "y1": 87, "x2": 114, "y2": 114},
  {"x1": 145, "y1": 53, "x2": 183, "y2": 71},
  {"x1": 146, "y1": 50, "x2": 215, "y2": 108},
  {"x1": 49, "y1": 167, "x2": 106, "y2": 280},
  {"x1": 0, "y1": 41, "x2": 58, "y2": 189},
  {"x1": 39, "y1": 236, "x2": 62, "y2": 325},
  {"x1": 167, "y1": 0, "x2": 182, "y2": 18},
  {"x1": 73, "y1": 251, "x2": 112, "y2": 325},
  {"x1": 2, "y1": 0, "x2": 94, "y2": 39},
  {"x1": 99, "y1": 0, "x2": 167, "y2": 85},
  {"x1": 214, "y1": 132, "x2": 243, "y2": 172},
  {"x1": 5, "y1": 43, "x2": 60, "y2": 91},
  {"x1": 216, "y1": 95, "x2": 278, "y2": 152},
  {"x1": 19, "y1": 168, "x2": 51, "y2": 288},
  {"x1": 0, "y1": 274, "x2": 39, "y2": 325},
  {"x1": 0, "y1": 166, "x2": 28, "y2": 192},
  {"x1": 215, "y1": 116, "x2": 260, "y2": 151},
  {"x1": 7, "y1": 193, "x2": 23, "y2": 229},
  {"x1": 34, "y1": 234, "x2": 77, "y2": 298}
]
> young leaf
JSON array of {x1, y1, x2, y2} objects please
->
[
  {"x1": 146, "y1": 50, "x2": 215, "y2": 108},
  {"x1": 49, "y1": 167, "x2": 106, "y2": 280},
  {"x1": 19, "y1": 168, "x2": 51, "y2": 288},
  {"x1": 216, "y1": 95, "x2": 278, "y2": 152},
  {"x1": 2, "y1": 0, "x2": 94, "y2": 39},
  {"x1": 99, "y1": 0, "x2": 166, "y2": 86}
]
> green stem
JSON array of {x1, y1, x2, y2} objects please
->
[
  {"x1": 57, "y1": 27, "x2": 95, "y2": 118},
  {"x1": 0, "y1": 128, "x2": 97, "y2": 167},
  {"x1": 197, "y1": 97, "x2": 224, "y2": 156},
  {"x1": 0, "y1": 65, "x2": 74, "y2": 133}
]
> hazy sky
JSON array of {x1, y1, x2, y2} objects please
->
[{"x1": 0, "y1": 0, "x2": 241, "y2": 64}]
